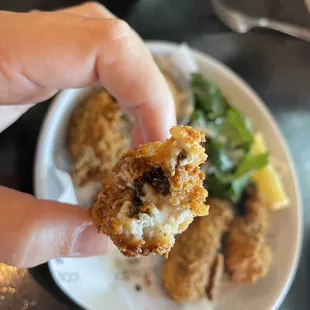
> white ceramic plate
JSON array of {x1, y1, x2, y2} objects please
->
[{"x1": 34, "y1": 41, "x2": 302, "y2": 310}]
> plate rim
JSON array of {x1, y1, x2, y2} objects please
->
[{"x1": 34, "y1": 40, "x2": 303, "y2": 310}]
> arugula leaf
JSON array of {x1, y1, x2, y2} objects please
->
[
  {"x1": 191, "y1": 73, "x2": 253, "y2": 148},
  {"x1": 220, "y1": 109, "x2": 253, "y2": 148},
  {"x1": 190, "y1": 109, "x2": 208, "y2": 128},
  {"x1": 234, "y1": 152, "x2": 269, "y2": 178},
  {"x1": 216, "y1": 152, "x2": 268, "y2": 202},
  {"x1": 189, "y1": 73, "x2": 269, "y2": 202},
  {"x1": 204, "y1": 174, "x2": 231, "y2": 200},
  {"x1": 191, "y1": 73, "x2": 229, "y2": 119},
  {"x1": 190, "y1": 110, "x2": 221, "y2": 139},
  {"x1": 206, "y1": 139, "x2": 234, "y2": 172},
  {"x1": 229, "y1": 176, "x2": 251, "y2": 202}
]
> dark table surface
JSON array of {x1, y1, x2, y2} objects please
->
[{"x1": 0, "y1": 0, "x2": 310, "y2": 309}]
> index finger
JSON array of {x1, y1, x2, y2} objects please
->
[{"x1": 0, "y1": 8, "x2": 176, "y2": 141}]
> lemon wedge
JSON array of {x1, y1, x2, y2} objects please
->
[{"x1": 251, "y1": 132, "x2": 290, "y2": 211}]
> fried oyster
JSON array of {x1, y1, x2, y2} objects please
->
[
  {"x1": 67, "y1": 89, "x2": 132, "y2": 186},
  {"x1": 206, "y1": 253, "x2": 224, "y2": 301},
  {"x1": 91, "y1": 126, "x2": 209, "y2": 257},
  {"x1": 224, "y1": 187, "x2": 272, "y2": 284},
  {"x1": 162, "y1": 198, "x2": 233, "y2": 302}
]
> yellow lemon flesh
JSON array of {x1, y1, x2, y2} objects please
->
[{"x1": 251, "y1": 132, "x2": 290, "y2": 211}]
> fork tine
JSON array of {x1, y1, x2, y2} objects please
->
[
  {"x1": 212, "y1": 0, "x2": 233, "y2": 25},
  {"x1": 211, "y1": 0, "x2": 242, "y2": 32}
]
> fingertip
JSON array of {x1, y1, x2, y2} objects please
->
[
  {"x1": 135, "y1": 95, "x2": 176, "y2": 143},
  {"x1": 131, "y1": 124, "x2": 144, "y2": 148},
  {"x1": 134, "y1": 66, "x2": 177, "y2": 143},
  {"x1": 72, "y1": 224, "x2": 112, "y2": 257}
]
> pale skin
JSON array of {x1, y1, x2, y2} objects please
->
[{"x1": 0, "y1": 2, "x2": 176, "y2": 268}]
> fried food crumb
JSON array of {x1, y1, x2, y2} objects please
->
[
  {"x1": 67, "y1": 89, "x2": 132, "y2": 186},
  {"x1": 91, "y1": 126, "x2": 209, "y2": 257},
  {"x1": 225, "y1": 188, "x2": 272, "y2": 284},
  {"x1": 206, "y1": 253, "x2": 224, "y2": 301},
  {"x1": 162, "y1": 199, "x2": 233, "y2": 302},
  {"x1": 135, "y1": 284, "x2": 142, "y2": 292}
]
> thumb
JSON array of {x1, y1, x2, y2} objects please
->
[{"x1": 0, "y1": 186, "x2": 110, "y2": 268}]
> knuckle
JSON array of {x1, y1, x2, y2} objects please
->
[
  {"x1": 91, "y1": 18, "x2": 132, "y2": 45},
  {"x1": 89, "y1": 18, "x2": 132, "y2": 42},
  {"x1": 109, "y1": 18, "x2": 131, "y2": 37},
  {"x1": 84, "y1": 1, "x2": 104, "y2": 12}
]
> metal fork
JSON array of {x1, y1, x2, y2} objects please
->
[{"x1": 212, "y1": 0, "x2": 310, "y2": 42}]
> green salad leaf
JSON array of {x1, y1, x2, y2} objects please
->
[
  {"x1": 191, "y1": 73, "x2": 229, "y2": 119},
  {"x1": 190, "y1": 109, "x2": 209, "y2": 129},
  {"x1": 206, "y1": 139, "x2": 234, "y2": 172},
  {"x1": 189, "y1": 73, "x2": 268, "y2": 202},
  {"x1": 234, "y1": 152, "x2": 269, "y2": 178},
  {"x1": 221, "y1": 109, "x2": 253, "y2": 148}
]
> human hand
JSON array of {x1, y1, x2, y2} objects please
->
[{"x1": 0, "y1": 2, "x2": 176, "y2": 267}]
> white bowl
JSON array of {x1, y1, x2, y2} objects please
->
[{"x1": 34, "y1": 41, "x2": 302, "y2": 310}]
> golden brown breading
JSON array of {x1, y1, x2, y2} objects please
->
[
  {"x1": 206, "y1": 253, "x2": 224, "y2": 301},
  {"x1": 67, "y1": 89, "x2": 132, "y2": 186},
  {"x1": 162, "y1": 199, "x2": 233, "y2": 302},
  {"x1": 91, "y1": 126, "x2": 209, "y2": 257},
  {"x1": 225, "y1": 188, "x2": 272, "y2": 284},
  {"x1": 70, "y1": 146, "x2": 100, "y2": 186},
  {"x1": 246, "y1": 190, "x2": 269, "y2": 233}
]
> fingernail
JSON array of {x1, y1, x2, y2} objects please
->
[{"x1": 72, "y1": 225, "x2": 111, "y2": 256}]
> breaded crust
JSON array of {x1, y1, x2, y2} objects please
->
[
  {"x1": 91, "y1": 126, "x2": 209, "y2": 257},
  {"x1": 162, "y1": 199, "x2": 233, "y2": 302},
  {"x1": 206, "y1": 253, "x2": 224, "y2": 301},
  {"x1": 67, "y1": 89, "x2": 132, "y2": 185},
  {"x1": 225, "y1": 187, "x2": 272, "y2": 284}
]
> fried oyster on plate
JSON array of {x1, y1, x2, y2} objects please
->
[
  {"x1": 225, "y1": 187, "x2": 272, "y2": 284},
  {"x1": 162, "y1": 198, "x2": 233, "y2": 302},
  {"x1": 91, "y1": 126, "x2": 209, "y2": 257},
  {"x1": 67, "y1": 89, "x2": 132, "y2": 186}
]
